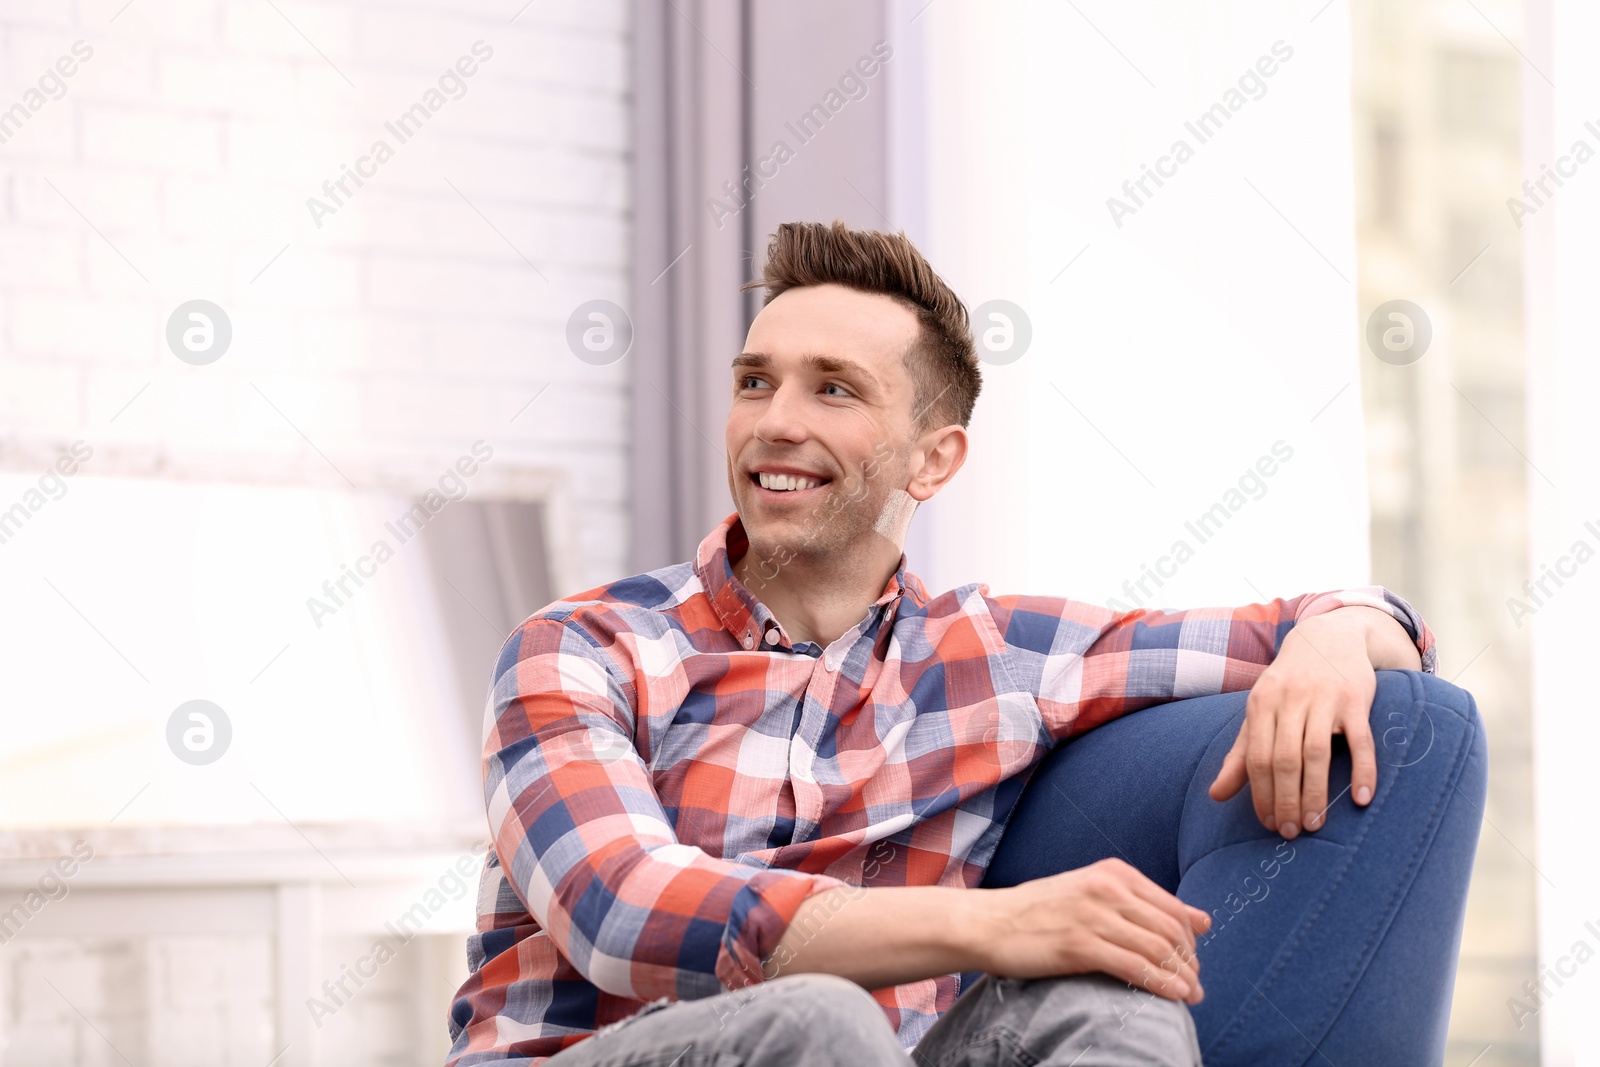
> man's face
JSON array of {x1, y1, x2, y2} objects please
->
[{"x1": 726, "y1": 284, "x2": 921, "y2": 572}]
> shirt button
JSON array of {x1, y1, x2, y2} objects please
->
[{"x1": 742, "y1": 632, "x2": 755, "y2": 650}]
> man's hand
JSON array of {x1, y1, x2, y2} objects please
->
[
  {"x1": 768, "y1": 860, "x2": 1210, "y2": 1002},
  {"x1": 1207, "y1": 606, "x2": 1422, "y2": 839},
  {"x1": 974, "y1": 858, "x2": 1211, "y2": 1004}
]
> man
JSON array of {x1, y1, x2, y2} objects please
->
[{"x1": 445, "y1": 221, "x2": 1436, "y2": 1065}]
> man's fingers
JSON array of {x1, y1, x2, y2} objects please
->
[
  {"x1": 1099, "y1": 913, "x2": 1202, "y2": 1000},
  {"x1": 1345, "y1": 707, "x2": 1379, "y2": 806},
  {"x1": 1298, "y1": 702, "x2": 1335, "y2": 832},
  {"x1": 1096, "y1": 943, "x2": 1195, "y2": 1002},
  {"x1": 1070, "y1": 864, "x2": 1207, "y2": 1003},
  {"x1": 1208, "y1": 728, "x2": 1249, "y2": 800},
  {"x1": 1241, "y1": 687, "x2": 1280, "y2": 831},
  {"x1": 1096, "y1": 867, "x2": 1204, "y2": 991},
  {"x1": 1271, "y1": 699, "x2": 1308, "y2": 839},
  {"x1": 1121, "y1": 875, "x2": 1208, "y2": 960},
  {"x1": 1244, "y1": 691, "x2": 1279, "y2": 829},
  {"x1": 1115, "y1": 886, "x2": 1198, "y2": 963}
]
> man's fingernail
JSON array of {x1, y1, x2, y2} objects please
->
[
  {"x1": 1356, "y1": 786, "x2": 1372, "y2": 804},
  {"x1": 1281, "y1": 821, "x2": 1298, "y2": 838},
  {"x1": 1305, "y1": 811, "x2": 1321, "y2": 829}
]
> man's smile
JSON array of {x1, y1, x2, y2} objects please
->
[{"x1": 746, "y1": 466, "x2": 833, "y2": 498}]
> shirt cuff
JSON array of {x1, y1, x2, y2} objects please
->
[
  {"x1": 715, "y1": 870, "x2": 850, "y2": 990},
  {"x1": 1293, "y1": 586, "x2": 1438, "y2": 675}
]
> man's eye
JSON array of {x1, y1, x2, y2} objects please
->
[
  {"x1": 741, "y1": 376, "x2": 766, "y2": 389},
  {"x1": 823, "y1": 382, "x2": 852, "y2": 397}
]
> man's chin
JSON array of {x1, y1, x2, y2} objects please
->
[
  {"x1": 739, "y1": 513, "x2": 818, "y2": 559},
  {"x1": 737, "y1": 490, "x2": 813, "y2": 527}
]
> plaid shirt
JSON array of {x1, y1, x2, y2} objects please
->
[{"x1": 445, "y1": 512, "x2": 1436, "y2": 1064}]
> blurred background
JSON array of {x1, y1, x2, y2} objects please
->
[{"x1": 0, "y1": 0, "x2": 1594, "y2": 1064}]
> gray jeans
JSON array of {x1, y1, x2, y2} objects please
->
[{"x1": 544, "y1": 972, "x2": 1203, "y2": 1066}]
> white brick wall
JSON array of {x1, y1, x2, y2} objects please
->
[
  {"x1": 0, "y1": 934, "x2": 450, "y2": 1067},
  {"x1": 3, "y1": 6, "x2": 633, "y2": 1062},
  {"x1": 0, "y1": 828, "x2": 488, "y2": 1067},
  {"x1": 0, "y1": 0, "x2": 633, "y2": 592}
]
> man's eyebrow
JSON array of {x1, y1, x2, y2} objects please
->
[{"x1": 732, "y1": 352, "x2": 883, "y2": 393}]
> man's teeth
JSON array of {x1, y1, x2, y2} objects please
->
[{"x1": 757, "y1": 472, "x2": 823, "y2": 492}]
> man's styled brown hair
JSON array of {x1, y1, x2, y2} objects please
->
[{"x1": 742, "y1": 220, "x2": 981, "y2": 432}]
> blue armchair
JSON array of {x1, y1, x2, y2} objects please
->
[{"x1": 979, "y1": 670, "x2": 1488, "y2": 1067}]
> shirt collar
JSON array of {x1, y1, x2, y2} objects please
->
[{"x1": 693, "y1": 511, "x2": 927, "y2": 650}]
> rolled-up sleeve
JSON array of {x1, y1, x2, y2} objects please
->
[
  {"x1": 482, "y1": 617, "x2": 847, "y2": 1001},
  {"x1": 989, "y1": 584, "x2": 1436, "y2": 741}
]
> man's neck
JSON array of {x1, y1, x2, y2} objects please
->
[{"x1": 731, "y1": 538, "x2": 903, "y2": 649}]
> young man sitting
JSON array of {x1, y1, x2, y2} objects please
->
[{"x1": 445, "y1": 221, "x2": 1478, "y2": 1066}]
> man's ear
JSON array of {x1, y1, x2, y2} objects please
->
[{"x1": 906, "y1": 425, "x2": 968, "y2": 503}]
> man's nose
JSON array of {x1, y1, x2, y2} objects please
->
[{"x1": 753, "y1": 383, "x2": 809, "y2": 443}]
